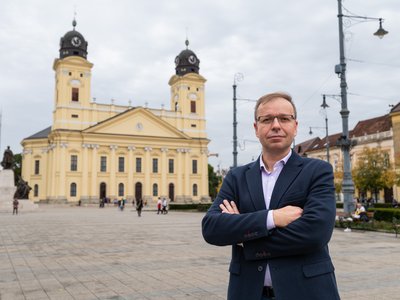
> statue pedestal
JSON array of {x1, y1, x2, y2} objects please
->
[
  {"x1": 0, "y1": 169, "x2": 16, "y2": 212},
  {"x1": 0, "y1": 169, "x2": 38, "y2": 213}
]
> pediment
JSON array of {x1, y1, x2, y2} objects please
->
[{"x1": 83, "y1": 107, "x2": 190, "y2": 139}]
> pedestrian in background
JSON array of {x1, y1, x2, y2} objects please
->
[
  {"x1": 162, "y1": 197, "x2": 168, "y2": 214},
  {"x1": 157, "y1": 197, "x2": 162, "y2": 214},
  {"x1": 13, "y1": 198, "x2": 19, "y2": 215},
  {"x1": 136, "y1": 198, "x2": 143, "y2": 217}
]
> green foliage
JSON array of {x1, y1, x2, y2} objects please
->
[
  {"x1": 373, "y1": 203, "x2": 393, "y2": 209},
  {"x1": 169, "y1": 203, "x2": 212, "y2": 211},
  {"x1": 369, "y1": 208, "x2": 400, "y2": 222},
  {"x1": 352, "y1": 147, "x2": 400, "y2": 198},
  {"x1": 208, "y1": 164, "x2": 222, "y2": 200}
]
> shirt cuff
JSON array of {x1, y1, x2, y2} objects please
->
[{"x1": 266, "y1": 210, "x2": 276, "y2": 230}]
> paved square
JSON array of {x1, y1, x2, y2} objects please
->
[{"x1": 1, "y1": 205, "x2": 399, "y2": 299}]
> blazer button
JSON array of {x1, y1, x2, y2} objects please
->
[{"x1": 258, "y1": 266, "x2": 263, "y2": 272}]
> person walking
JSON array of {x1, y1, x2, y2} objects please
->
[
  {"x1": 13, "y1": 198, "x2": 19, "y2": 215},
  {"x1": 136, "y1": 198, "x2": 143, "y2": 217},
  {"x1": 202, "y1": 92, "x2": 339, "y2": 300},
  {"x1": 162, "y1": 197, "x2": 168, "y2": 214},
  {"x1": 157, "y1": 197, "x2": 162, "y2": 214}
]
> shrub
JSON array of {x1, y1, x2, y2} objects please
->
[{"x1": 369, "y1": 208, "x2": 400, "y2": 222}]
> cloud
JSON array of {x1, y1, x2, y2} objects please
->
[{"x1": 0, "y1": 0, "x2": 399, "y2": 170}]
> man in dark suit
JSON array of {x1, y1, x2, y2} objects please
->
[{"x1": 202, "y1": 92, "x2": 340, "y2": 300}]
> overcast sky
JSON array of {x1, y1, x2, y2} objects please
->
[{"x1": 1, "y1": 0, "x2": 399, "y2": 171}]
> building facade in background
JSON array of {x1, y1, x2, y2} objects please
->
[
  {"x1": 295, "y1": 107, "x2": 400, "y2": 202},
  {"x1": 21, "y1": 20, "x2": 210, "y2": 204}
]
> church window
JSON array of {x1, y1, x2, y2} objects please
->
[
  {"x1": 100, "y1": 156, "x2": 107, "y2": 172},
  {"x1": 188, "y1": 87, "x2": 190, "y2": 90},
  {"x1": 152, "y1": 158, "x2": 158, "y2": 173},
  {"x1": 72, "y1": 87, "x2": 79, "y2": 101},
  {"x1": 191, "y1": 101, "x2": 196, "y2": 113},
  {"x1": 136, "y1": 157, "x2": 142, "y2": 173},
  {"x1": 168, "y1": 159, "x2": 174, "y2": 173},
  {"x1": 118, "y1": 183, "x2": 124, "y2": 197},
  {"x1": 191, "y1": 124, "x2": 196, "y2": 128},
  {"x1": 71, "y1": 114, "x2": 79, "y2": 118},
  {"x1": 70, "y1": 183, "x2": 77, "y2": 197},
  {"x1": 34, "y1": 184, "x2": 39, "y2": 197},
  {"x1": 153, "y1": 183, "x2": 158, "y2": 196},
  {"x1": 69, "y1": 72, "x2": 72, "y2": 76},
  {"x1": 196, "y1": 88, "x2": 199, "y2": 91},
  {"x1": 70, "y1": 155, "x2": 78, "y2": 171},
  {"x1": 34, "y1": 160, "x2": 40, "y2": 175},
  {"x1": 193, "y1": 184, "x2": 198, "y2": 196},
  {"x1": 80, "y1": 73, "x2": 83, "y2": 77},
  {"x1": 118, "y1": 157, "x2": 125, "y2": 172},
  {"x1": 192, "y1": 160, "x2": 198, "y2": 174}
]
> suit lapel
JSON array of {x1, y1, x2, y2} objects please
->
[
  {"x1": 245, "y1": 158, "x2": 266, "y2": 211},
  {"x1": 269, "y1": 152, "x2": 303, "y2": 209}
]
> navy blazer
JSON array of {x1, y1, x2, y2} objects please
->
[{"x1": 202, "y1": 152, "x2": 340, "y2": 300}]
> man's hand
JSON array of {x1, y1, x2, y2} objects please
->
[
  {"x1": 273, "y1": 205, "x2": 303, "y2": 227},
  {"x1": 220, "y1": 199, "x2": 240, "y2": 214}
]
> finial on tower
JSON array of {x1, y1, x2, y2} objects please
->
[{"x1": 72, "y1": 8, "x2": 77, "y2": 30}]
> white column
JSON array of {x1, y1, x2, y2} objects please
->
[
  {"x1": 81, "y1": 144, "x2": 90, "y2": 201},
  {"x1": 127, "y1": 145, "x2": 135, "y2": 200},
  {"x1": 58, "y1": 142, "x2": 68, "y2": 203},
  {"x1": 144, "y1": 146, "x2": 152, "y2": 201},
  {"x1": 109, "y1": 145, "x2": 118, "y2": 198},
  {"x1": 176, "y1": 149, "x2": 183, "y2": 198},
  {"x1": 160, "y1": 147, "x2": 168, "y2": 197},
  {"x1": 90, "y1": 144, "x2": 99, "y2": 201}
]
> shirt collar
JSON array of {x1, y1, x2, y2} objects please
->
[{"x1": 259, "y1": 149, "x2": 292, "y2": 171}]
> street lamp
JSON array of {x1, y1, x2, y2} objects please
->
[
  {"x1": 232, "y1": 73, "x2": 243, "y2": 168},
  {"x1": 336, "y1": 0, "x2": 388, "y2": 214},
  {"x1": 309, "y1": 95, "x2": 330, "y2": 163}
]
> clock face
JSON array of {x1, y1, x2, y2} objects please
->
[
  {"x1": 175, "y1": 56, "x2": 180, "y2": 66},
  {"x1": 188, "y1": 55, "x2": 197, "y2": 64},
  {"x1": 71, "y1": 36, "x2": 82, "y2": 47}
]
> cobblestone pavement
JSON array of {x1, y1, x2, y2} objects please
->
[{"x1": 0, "y1": 205, "x2": 399, "y2": 300}]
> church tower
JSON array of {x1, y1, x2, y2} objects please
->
[
  {"x1": 52, "y1": 18, "x2": 93, "y2": 131},
  {"x1": 168, "y1": 40, "x2": 207, "y2": 139}
]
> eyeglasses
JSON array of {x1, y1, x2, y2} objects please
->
[{"x1": 256, "y1": 114, "x2": 295, "y2": 125}]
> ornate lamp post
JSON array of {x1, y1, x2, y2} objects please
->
[
  {"x1": 309, "y1": 95, "x2": 330, "y2": 163},
  {"x1": 336, "y1": 0, "x2": 388, "y2": 214}
]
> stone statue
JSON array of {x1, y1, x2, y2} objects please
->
[
  {"x1": 1, "y1": 146, "x2": 14, "y2": 169},
  {"x1": 14, "y1": 177, "x2": 32, "y2": 199}
]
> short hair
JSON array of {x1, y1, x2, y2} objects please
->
[{"x1": 254, "y1": 92, "x2": 297, "y2": 121}]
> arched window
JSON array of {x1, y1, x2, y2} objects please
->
[
  {"x1": 34, "y1": 184, "x2": 39, "y2": 197},
  {"x1": 193, "y1": 184, "x2": 198, "y2": 196},
  {"x1": 153, "y1": 183, "x2": 158, "y2": 196},
  {"x1": 118, "y1": 183, "x2": 124, "y2": 197},
  {"x1": 70, "y1": 183, "x2": 77, "y2": 197}
]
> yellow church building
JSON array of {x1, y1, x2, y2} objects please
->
[{"x1": 21, "y1": 20, "x2": 210, "y2": 205}]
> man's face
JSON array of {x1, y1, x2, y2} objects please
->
[{"x1": 253, "y1": 97, "x2": 298, "y2": 156}]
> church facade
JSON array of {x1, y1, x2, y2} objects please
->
[{"x1": 21, "y1": 20, "x2": 210, "y2": 205}]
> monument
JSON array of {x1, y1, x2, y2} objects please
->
[{"x1": 0, "y1": 146, "x2": 38, "y2": 212}]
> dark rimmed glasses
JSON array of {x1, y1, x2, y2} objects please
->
[{"x1": 256, "y1": 114, "x2": 295, "y2": 125}]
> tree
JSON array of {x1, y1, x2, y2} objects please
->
[
  {"x1": 208, "y1": 164, "x2": 222, "y2": 201},
  {"x1": 333, "y1": 169, "x2": 343, "y2": 201},
  {"x1": 352, "y1": 147, "x2": 400, "y2": 201}
]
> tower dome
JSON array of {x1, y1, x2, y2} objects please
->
[
  {"x1": 174, "y1": 39, "x2": 200, "y2": 76},
  {"x1": 59, "y1": 19, "x2": 88, "y2": 59}
]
